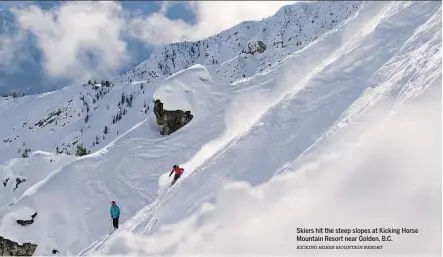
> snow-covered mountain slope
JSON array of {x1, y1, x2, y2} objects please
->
[
  {"x1": 0, "y1": 1, "x2": 362, "y2": 166},
  {"x1": 0, "y1": 0, "x2": 441, "y2": 256},
  {"x1": 115, "y1": 1, "x2": 363, "y2": 85},
  {"x1": 0, "y1": 79, "x2": 154, "y2": 165},
  {"x1": 83, "y1": 77, "x2": 443, "y2": 256},
  {"x1": 0, "y1": 64, "x2": 232, "y2": 255},
  {"x1": 81, "y1": 1, "x2": 441, "y2": 255},
  {"x1": 0, "y1": 0, "x2": 365, "y2": 227},
  {"x1": 0, "y1": 151, "x2": 77, "y2": 215}
]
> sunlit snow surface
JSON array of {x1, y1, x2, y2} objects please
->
[{"x1": 0, "y1": 1, "x2": 440, "y2": 256}]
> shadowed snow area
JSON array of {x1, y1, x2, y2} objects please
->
[{"x1": 0, "y1": 1, "x2": 440, "y2": 256}]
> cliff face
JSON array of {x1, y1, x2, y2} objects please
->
[
  {"x1": 153, "y1": 100, "x2": 193, "y2": 135},
  {"x1": 0, "y1": 237, "x2": 37, "y2": 256}
]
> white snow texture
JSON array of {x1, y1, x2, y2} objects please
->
[{"x1": 0, "y1": 1, "x2": 441, "y2": 256}]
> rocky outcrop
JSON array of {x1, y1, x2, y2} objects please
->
[
  {"x1": 16, "y1": 219, "x2": 33, "y2": 226},
  {"x1": 17, "y1": 212, "x2": 37, "y2": 227},
  {"x1": 242, "y1": 40, "x2": 267, "y2": 55},
  {"x1": 13, "y1": 177, "x2": 26, "y2": 191},
  {"x1": 153, "y1": 100, "x2": 193, "y2": 135},
  {"x1": 2, "y1": 178, "x2": 8, "y2": 187},
  {"x1": 0, "y1": 236, "x2": 37, "y2": 256}
]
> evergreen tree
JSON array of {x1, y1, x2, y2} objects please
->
[{"x1": 76, "y1": 145, "x2": 88, "y2": 156}]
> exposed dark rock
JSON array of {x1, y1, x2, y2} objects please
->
[
  {"x1": 3, "y1": 178, "x2": 8, "y2": 187},
  {"x1": 0, "y1": 236, "x2": 37, "y2": 256},
  {"x1": 153, "y1": 99, "x2": 193, "y2": 135},
  {"x1": 34, "y1": 109, "x2": 63, "y2": 128},
  {"x1": 16, "y1": 219, "x2": 33, "y2": 226},
  {"x1": 17, "y1": 212, "x2": 37, "y2": 227},
  {"x1": 52, "y1": 249, "x2": 59, "y2": 254},
  {"x1": 13, "y1": 177, "x2": 26, "y2": 191},
  {"x1": 242, "y1": 40, "x2": 267, "y2": 55}
]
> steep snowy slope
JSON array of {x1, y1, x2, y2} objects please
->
[
  {"x1": 0, "y1": 0, "x2": 440, "y2": 256},
  {"x1": 0, "y1": 151, "x2": 77, "y2": 215},
  {"x1": 84, "y1": 78, "x2": 442, "y2": 256},
  {"x1": 0, "y1": 80, "x2": 154, "y2": 165},
  {"x1": 0, "y1": 65, "x2": 233, "y2": 255},
  {"x1": 116, "y1": 1, "x2": 362, "y2": 84},
  {"x1": 81, "y1": 0, "x2": 441, "y2": 255},
  {"x1": 0, "y1": 0, "x2": 364, "y2": 229},
  {"x1": 0, "y1": 1, "x2": 361, "y2": 166}
]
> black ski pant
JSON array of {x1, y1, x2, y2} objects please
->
[
  {"x1": 112, "y1": 217, "x2": 119, "y2": 229},
  {"x1": 171, "y1": 173, "x2": 181, "y2": 186}
]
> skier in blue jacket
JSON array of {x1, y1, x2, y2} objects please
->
[{"x1": 110, "y1": 201, "x2": 120, "y2": 229}]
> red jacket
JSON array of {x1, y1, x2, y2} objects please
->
[{"x1": 170, "y1": 167, "x2": 184, "y2": 176}]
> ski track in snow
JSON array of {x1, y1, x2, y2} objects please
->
[{"x1": 0, "y1": 0, "x2": 440, "y2": 256}]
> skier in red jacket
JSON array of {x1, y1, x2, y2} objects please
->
[{"x1": 169, "y1": 165, "x2": 184, "y2": 186}]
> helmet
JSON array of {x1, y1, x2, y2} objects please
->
[{"x1": 173, "y1": 165, "x2": 178, "y2": 169}]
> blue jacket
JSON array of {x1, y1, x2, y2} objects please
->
[{"x1": 110, "y1": 205, "x2": 120, "y2": 218}]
